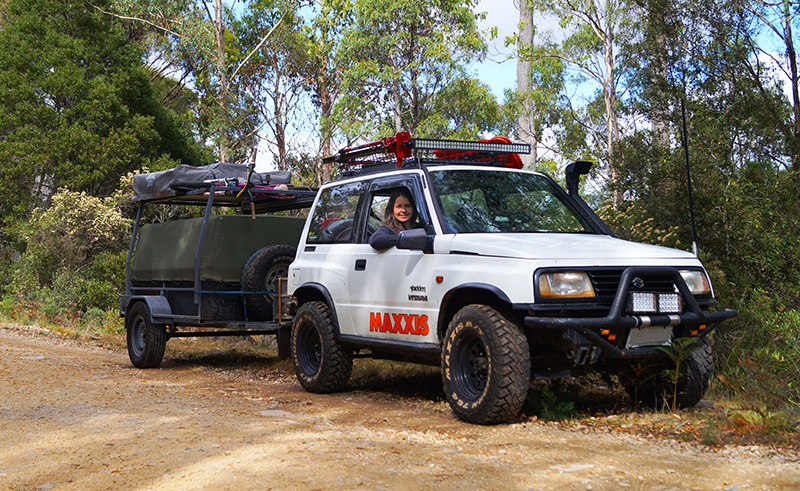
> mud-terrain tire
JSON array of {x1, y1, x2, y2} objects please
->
[
  {"x1": 626, "y1": 337, "x2": 712, "y2": 410},
  {"x1": 242, "y1": 245, "x2": 297, "y2": 320},
  {"x1": 291, "y1": 301, "x2": 352, "y2": 393},
  {"x1": 126, "y1": 302, "x2": 167, "y2": 369},
  {"x1": 441, "y1": 305, "x2": 531, "y2": 425}
]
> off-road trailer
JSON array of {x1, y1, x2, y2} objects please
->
[{"x1": 120, "y1": 163, "x2": 317, "y2": 368}]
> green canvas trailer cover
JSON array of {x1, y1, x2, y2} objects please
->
[{"x1": 131, "y1": 215, "x2": 305, "y2": 283}]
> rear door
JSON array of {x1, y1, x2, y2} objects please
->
[{"x1": 290, "y1": 179, "x2": 369, "y2": 334}]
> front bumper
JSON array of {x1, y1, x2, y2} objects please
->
[{"x1": 524, "y1": 267, "x2": 738, "y2": 360}]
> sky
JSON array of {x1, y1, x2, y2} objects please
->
[{"x1": 470, "y1": 0, "x2": 520, "y2": 100}]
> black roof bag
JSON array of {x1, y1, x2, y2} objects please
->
[{"x1": 133, "y1": 163, "x2": 291, "y2": 201}]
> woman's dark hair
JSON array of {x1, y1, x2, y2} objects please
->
[{"x1": 383, "y1": 188, "x2": 420, "y2": 234}]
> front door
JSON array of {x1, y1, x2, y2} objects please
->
[{"x1": 346, "y1": 177, "x2": 440, "y2": 344}]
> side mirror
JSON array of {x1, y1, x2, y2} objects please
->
[
  {"x1": 565, "y1": 160, "x2": 593, "y2": 197},
  {"x1": 396, "y1": 228, "x2": 434, "y2": 253}
]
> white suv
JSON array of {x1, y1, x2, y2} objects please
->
[{"x1": 287, "y1": 134, "x2": 737, "y2": 424}]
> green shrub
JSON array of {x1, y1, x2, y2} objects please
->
[
  {"x1": 714, "y1": 289, "x2": 800, "y2": 413},
  {"x1": 525, "y1": 384, "x2": 576, "y2": 421},
  {"x1": 8, "y1": 189, "x2": 130, "y2": 313}
]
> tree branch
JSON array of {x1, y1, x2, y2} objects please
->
[
  {"x1": 87, "y1": 2, "x2": 180, "y2": 38},
  {"x1": 230, "y1": 11, "x2": 287, "y2": 80}
]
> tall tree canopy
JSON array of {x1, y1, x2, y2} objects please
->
[
  {"x1": 0, "y1": 0, "x2": 210, "y2": 226},
  {"x1": 335, "y1": 0, "x2": 488, "y2": 139}
]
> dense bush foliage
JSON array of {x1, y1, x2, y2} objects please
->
[
  {"x1": 5, "y1": 189, "x2": 130, "y2": 316},
  {"x1": 604, "y1": 164, "x2": 800, "y2": 414}
]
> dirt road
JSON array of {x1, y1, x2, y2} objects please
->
[{"x1": 1, "y1": 325, "x2": 798, "y2": 490}]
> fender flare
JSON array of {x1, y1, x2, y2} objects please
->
[
  {"x1": 438, "y1": 283, "x2": 513, "y2": 336},
  {"x1": 292, "y1": 283, "x2": 341, "y2": 334}
]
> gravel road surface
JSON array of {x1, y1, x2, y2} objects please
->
[{"x1": 1, "y1": 326, "x2": 798, "y2": 490}]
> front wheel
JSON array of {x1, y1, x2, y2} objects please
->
[
  {"x1": 442, "y1": 305, "x2": 530, "y2": 424},
  {"x1": 291, "y1": 301, "x2": 352, "y2": 393},
  {"x1": 126, "y1": 302, "x2": 167, "y2": 369}
]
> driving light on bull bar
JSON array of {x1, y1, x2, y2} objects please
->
[
  {"x1": 630, "y1": 292, "x2": 657, "y2": 312},
  {"x1": 658, "y1": 293, "x2": 682, "y2": 313},
  {"x1": 679, "y1": 270, "x2": 711, "y2": 295},
  {"x1": 629, "y1": 292, "x2": 682, "y2": 314},
  {"x1": 539, "y1": 272, "x2": 595, "y2": 298}
]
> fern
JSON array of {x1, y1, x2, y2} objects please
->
[{"x1": 529, "y1": 385, "x2": 576, "y2": 421}]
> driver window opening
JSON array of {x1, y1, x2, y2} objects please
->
[{"x1": 363, "y1": 186, "x2": 425, "y2": 244}]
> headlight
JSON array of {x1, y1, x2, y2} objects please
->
[
  {"x1": 539, "y1": 271, "x2": 595, "y2": 298},
  {"x1": 679, "y1": 270, "x2": 711, "y2": 295}
]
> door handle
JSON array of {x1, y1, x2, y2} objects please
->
[{"x1": 354, "y1": 259, "x2": 366, "y2": 271}]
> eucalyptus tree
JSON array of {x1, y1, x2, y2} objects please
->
[
  {"x1": 335, "y1": 0, "x2": 487, "y2": 139},
  {"x1": 108, "y1": 0, "x2": 247, "y2": 162},
  {"x1": 418, "y1": 77, "x2": 507, "y2": 139},
  {"x1": 737, "y1": 0, "x2": 800, "y2": 171},
  {"x1": 230, "y1": 0, "x2": 308, "y2": 170},
  {"x1": 519, "y1": 0, "x2": 641, "y2": 199},
  {"x1": 302, "y1": 0, "x2": 350, "y2": 183}
]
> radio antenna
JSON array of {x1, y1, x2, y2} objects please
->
[{"x1": 680, "y1": 98, "x2": 699, "y2": 257}]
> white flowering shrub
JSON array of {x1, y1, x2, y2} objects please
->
[{"x1": 11, "y1": 188, "x2": 131, "y2": 312}]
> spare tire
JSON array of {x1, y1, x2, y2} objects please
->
[{"x1": 242, "y1": 244, "x2": 297, "y2": 320}]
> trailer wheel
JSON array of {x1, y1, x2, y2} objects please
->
[
  {"x1": 291, "y1": 301, "x2": 352, "y2": 393},
  {"x1": 242, "y1": 244, "x2": 297, "y2": 320},
  {"x1": 442, "y1": 305, "x2": 530, "y2": 424},
  {"x1": 126, "y1": 302, "x2": 167, "y2": 369}
]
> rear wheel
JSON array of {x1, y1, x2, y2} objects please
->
[
  {"x1": 126, "y1": 302, "x2": 167, "y2": 369},
  {"x1": 442, "y1": 305, "x2": 530, "y2": 424},
  {"x1": 291, "y1": 301, "x2": 352, "y2": 393}
]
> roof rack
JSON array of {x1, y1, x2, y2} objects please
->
[
  {"x1": 164, "y1": 181, "x2": 318, "y2": 214},
  {"x1": 323, "y1": 132, "x2": 412, "y2": 167},
  {"x1": 324, "y1": 133, "x2": 532, "y2": 170}
]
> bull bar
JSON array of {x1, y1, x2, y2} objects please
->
[{"x1": 524, "y1": 267, "x2": 738, "y2": 359}]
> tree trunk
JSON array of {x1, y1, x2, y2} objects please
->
[
  {"x1": 602, "y1": 29, "x2": 622, "y2": 206},
  {"x1": 274, "y1": 78, "x2": 287, "y2": 171},
  {"x1": 516, "y1": 0, "x2": 536, "y2": 167},
  {"x1": 215, "y1": 0, "x2": 229, "y2": 163},
  {"x1": 393, "y1": 80, "x2": 402, "y2": 133},
  {"x1": 785, "y1": 0, "x2": 800, "y2": 171},
  {"x1": 649, "y1": 0, "x2": 671, "y2": 148},
  {"x1": 319, "y1": 77, "x2": 333, "y2": 184}
]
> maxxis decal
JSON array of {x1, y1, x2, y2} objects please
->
[{"x1": 369, "y1": 312, "x2": 429, "y2": 336}]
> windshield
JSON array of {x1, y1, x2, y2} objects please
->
[{"x1": 429, "y1": 169, "x2": 594, "y2": 234}]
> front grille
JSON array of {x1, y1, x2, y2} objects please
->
[
  {"x1": 587, "y1": 269, "x2": 677, "y2": 304},
  {"x1": 532, "y1": 267, "x2": 714, "y2": 316}
]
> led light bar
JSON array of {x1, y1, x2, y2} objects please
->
[{"x1": 412, "y1": 138, "x2": 531, "y2": 155}]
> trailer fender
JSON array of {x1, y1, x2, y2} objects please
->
[{"x1": 122, "y1": 295, "x2": 173, "y2": 324}]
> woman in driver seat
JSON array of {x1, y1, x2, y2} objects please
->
[{"x1": 369, "y1": 188, "x2": 423, "y2": 250}]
